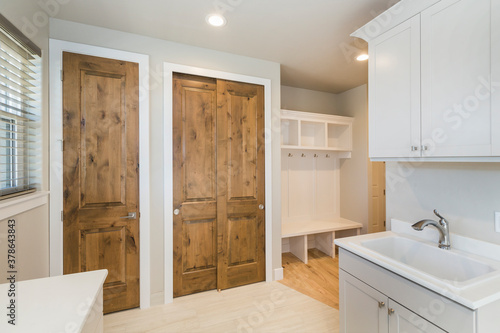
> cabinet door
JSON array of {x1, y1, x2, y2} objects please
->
[
  {"x1": 388, "y1": 300, "x2": 446, "y2": 333},
  {"x1": 339, "y1": 270, "x2": 388, "y2": 333},
  {"x1": 421, "y1": 0, "x2": 492, "y2": 157},
  {"x1": 368, "y1": 15, "x2": 421, "y2": 159}
]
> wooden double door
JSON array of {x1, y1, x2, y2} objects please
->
[{"x1": 173, "y1": 73, "x2": 266, "y2": 297}]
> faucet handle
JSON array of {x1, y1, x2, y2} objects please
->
[{"x1": 433, "y1": 209, "x2": 444, "y2": 220}]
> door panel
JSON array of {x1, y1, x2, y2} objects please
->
[
  {"x1": 173, "y1": 74, "x2": 218, "y2": 297},
  {"x1": 369, "y1": 15, "x2": 421, "y2": 158},
  {"x1": 217, "y1": 79, "x2": 265, "y2": 290},
  {"x1": 421, "y1": 0, "x2": 491, "y2": 157},
  {"x1": 63, "y1": 52, "x2": 140, "y2": 314},
  {"x1": 389, "y1": 300, "x2": 446, "y2": 333},
  {"x1": 340, "y1": 270, "x2": 388, "y2": 333}
]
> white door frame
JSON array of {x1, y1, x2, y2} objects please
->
[
  {"x1": 164, "y1": 63, "x2": 273, "y2": 303},
  {"x1": 49, "y1": 39, "x2": 151, "y2": 309}
]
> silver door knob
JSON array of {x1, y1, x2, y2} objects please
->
[
  {"x1": 173, "y1": 209, "x2": 180, "y2": 215},
  {"x1": 120, "y1": 212, "x2": 137, "y2": 219},
  {"x1": 259, "y1": 204, "x2": 264, "y2": 210}
]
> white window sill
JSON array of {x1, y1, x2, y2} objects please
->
[{"x1": 0, "y1": 191, "x2": 49, "y2": 221}]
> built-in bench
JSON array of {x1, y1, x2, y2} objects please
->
[{"x1": 282, "y1": 218, "x2": 362, "y2": 264}]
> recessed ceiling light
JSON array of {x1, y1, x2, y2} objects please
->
[
  {"x1": 356, "y1": 54, "x2": 369, "y2": 61},
  {"x1": 206, "y1": 14, "x2": 226, "y2": 27}
]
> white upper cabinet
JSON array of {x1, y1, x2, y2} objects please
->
[
  {"x1": 369, "y1": 15, "x2": 421, "y2": 158},
  {"x1": 421, "y1": 0, "x2": 492, "y2": 157},
  {"x1": 355, "y1": 0, "x2": 500, "y2": 160}
]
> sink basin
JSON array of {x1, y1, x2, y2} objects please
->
[{"x1": 360, "y1": 236, "x2": 497, "y2": 285}]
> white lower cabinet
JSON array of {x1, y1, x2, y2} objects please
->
[{"x1": 340, "y1": 270, "x2": 445, "y2": 333}]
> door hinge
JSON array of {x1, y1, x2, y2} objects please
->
[
  {"x1": 383, "y1": 189, "x2": 386, "y2": 195},
  {"x1": 60, "y1": 70, "x2": 64, "y2": 81},
  {"x1": 61, "y1": 211, "x2": 63, "y2": 222}
]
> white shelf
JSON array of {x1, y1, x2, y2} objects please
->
[{"x1": 280, "y1": 109, "x2": 353, "y2": 153}]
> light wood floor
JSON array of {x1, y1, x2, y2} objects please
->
[
  {"x1": 279, "y1": 249, "x2": 340, "y2": 309},
  {"x1": 104, "y1": 281, "x2": 339, "y2": 333}
]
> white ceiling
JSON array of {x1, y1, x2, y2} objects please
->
[{"x1": 52, "y1": 0, "x2": 399, "y2": 93}]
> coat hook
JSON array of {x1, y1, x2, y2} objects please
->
[
  {"x1": 326, "y1": 154, "x2": 330, "y2": 158},
  {"x1": 288, "y1": 153, "x2": 293, "y2": 157},
  {"x1": 301, "y1": 153, "x2": 306, "y2": 157}
]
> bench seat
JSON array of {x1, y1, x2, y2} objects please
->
[{"x1": 282, "y1": 218, "x2": 362, "y2": 264}]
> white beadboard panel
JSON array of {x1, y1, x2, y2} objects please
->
[
  {"x1": 287, "y1": 155, "x2": 315, "y2": 219},
  {"x1": 315, "y1": 157, "x2": 339, "y2": 218}
]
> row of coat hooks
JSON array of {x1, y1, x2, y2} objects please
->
[{"x1": 288, "y1": 153, "x2": 331, "y2": 158}]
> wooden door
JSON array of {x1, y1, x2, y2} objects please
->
[
  {"x1": 369, "y1": 161, "x2": 386, "y2": 233},
  {"x1": 216, "y1": 79, "x2": 265, "y2": 290},
  {"x1": 172, "y1": 74, "x2": 218, "y2": 297},
  {"x1": 63, "y1": 52, "x2": 140, "y2": 313},
  {"x1": 172, "y1": 74, "x2": 265, "y2": 296}
]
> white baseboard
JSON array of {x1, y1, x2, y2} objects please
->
[
  {"x1": 150, "y1": 291, "x2": 164, "y2": 307},
  {"x1": 274, "y1": 267, "x2": 284, "y2": 281}
]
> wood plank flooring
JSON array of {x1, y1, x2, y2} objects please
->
[
  {"x1": 104, "y1": 281, "x2": 339, "y2": 332},
  {"x1": 279, "y1": 249, "x2": 340, "y2": 309}
]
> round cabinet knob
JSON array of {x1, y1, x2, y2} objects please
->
[
  {"x1": 388, "y1": 308, "x2": 395, "y2": 315},
  {"x1": 259, "y1": 204, "x2": 264, "y2": 210},
  {"x1": 378, "y1": 301, "x2": 385, "y2": 308},
  {"x1": 173, "y1": 209, "x2": 180, "y2": 216}
]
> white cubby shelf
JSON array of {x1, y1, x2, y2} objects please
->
[
  {"x1": 280, "y1": 109, "x2": 359, "y2": 263},
  {"x1": 281, "y1": 109, "x2": 353, "y2": 157}
]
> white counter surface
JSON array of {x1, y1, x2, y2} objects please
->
[
  {"x1": 0, "y1": 269, "x2": 107, "y2": 332},
  {"x1": 335, "y1": 219, "x2": 500, "y2": 309}
]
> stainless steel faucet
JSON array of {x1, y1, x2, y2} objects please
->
[{"x1": 412, "y1": 210, "x2": 451, "y2": 250}]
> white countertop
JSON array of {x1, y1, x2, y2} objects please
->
[
  {"x1": 0, "y1": 269, "x2": 107, "y2": 332},
  {"x1": 335, "y1": 220, "x2": 500, "y2": 309}
]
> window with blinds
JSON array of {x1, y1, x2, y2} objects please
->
[{"x1": 0, "y1": 15, "x2": 41, "y2": 199}]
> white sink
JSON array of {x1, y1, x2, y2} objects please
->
[{"x1": 360, "y1": 236, "x2": 498, "y2": 288}]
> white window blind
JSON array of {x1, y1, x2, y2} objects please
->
[{"x1": 0, "y1": 15, "x2": 41, "y2": 199}]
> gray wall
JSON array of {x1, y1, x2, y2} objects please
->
[
  {"x1": 336, "y1": 85, "x2": 370, "y2": 234},
  {"x1": 281, "y1": 85, "x2": 339, "y2": 115},
  {"x1": 386, "y1": 162, "x2": 500, "y2": 244}
]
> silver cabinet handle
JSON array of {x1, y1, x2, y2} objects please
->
[
  {"x1": 411, "y1": 146, "x2": 419, "y2": 151},
  {"x1": 259, "y1": 204, "x2": 264, "y2": 210},
  {"x1": 173, "y1": 209, "x2": 180, "y2": 215},
  {"x1": 421, "y1": 145, "x2": 429, "y2": 151},
  {"x1": 120, "y1": 212, "x2": 137, "y2": 219}
]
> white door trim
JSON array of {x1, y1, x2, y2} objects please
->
[
  {"x1": 163, "y1": 63, "x2": 273, "y2": 304},
  {"x1": 49, "y1": 39, "x2": 151, "y2": 309}
]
